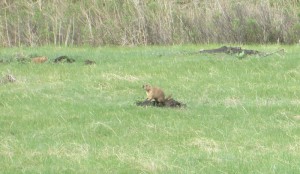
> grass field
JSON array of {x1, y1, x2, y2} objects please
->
[{"x1": 1, "y1": 45, "x2": 300, "y2": 173}]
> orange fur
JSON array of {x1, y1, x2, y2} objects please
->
[
  {"x1": 143, "y1": 84, "x2": 165, "y2": 103},
  {"x1": 31, "y1": 57, "x2": 48, "y2": 63}
]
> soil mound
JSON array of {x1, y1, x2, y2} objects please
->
[
  {"x1": 54, "y1": 56, "x2": 75, "y2": 63},
  {"x1": 85, "y1": 59, "x2": 96, "y2": 65},
  {"x1": 199, "y1": 46, "x2": 260, "y2": 55},
  {"x1": 136, "y1": 98, "x2": 186, "y2": 108}
]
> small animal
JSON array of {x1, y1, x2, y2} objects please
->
[
  {"x1": 31, "y1": 56, "x2": 48, "y2": 63},
  {"x1": 143, "y1": 84, "x2": 165, "y2": 105}
]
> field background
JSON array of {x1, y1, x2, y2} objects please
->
[
  {"x1": 1, "y1": 0, "x2": 300, "y2": 46},
  {"x1": 1, "y1": 45, "x2": 300, "y2": 173},
  {"x1": 1, "y1": 0, "x2": 300, "y2": 173}
]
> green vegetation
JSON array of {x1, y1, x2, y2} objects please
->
[
  {"x1": 1, "y1": 0, "x2": 300, "y2": 46},
  {"x1": 1, "y1": 45, "x2": 300, "y2": 173}
]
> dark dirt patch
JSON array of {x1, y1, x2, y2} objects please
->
[
  {"x1": 54, "y1": 56, "x2": 75, "y2": 63},
  {"x1": 199, "y1": 46, "x2": 260, "y2": 55},
  {"x1": 85, "y1": 59, "x2": 96, "y2": 65},
  {"x1": 136, "y1": 98, "x2": 186, "y2": 108}
]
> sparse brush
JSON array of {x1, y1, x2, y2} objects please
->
[{"x1": 0, "y1": 0, "x2": 299, "y2": 46}]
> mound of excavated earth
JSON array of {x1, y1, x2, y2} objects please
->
[
  {"x1": 54, "y1": 56, "x2": 75, "y2": 63},
  {"x1": 136, "y1": 98, "x2": 186, "y2": 108},
  {"x1": 199, "y1": 46, "x2": 260, "y2": 55}
]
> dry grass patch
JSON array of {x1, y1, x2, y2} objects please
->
[
  {"x1": 224, "y1": 97, "x2": 242, "y2": 108},
  {"x1": 0, "y1": 136, "x2": 17, "y2": 161},
  {"x1": 102, "y1": 73, "x2": 140, "y2": 82},
  {"x1": 48, "y1": 143, "x2": 90, "y2": 163},
  {"x1": 293, "y1": 115, "x2": 300, "y2": 120},
  {"x1": 100, "y1": 146, "x2": 170, "y2": 173},
  {"x1": 187, "y1": 137, "x2": 220, "y2": 153}
]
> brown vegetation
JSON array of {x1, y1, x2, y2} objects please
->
[{"x1": 0, "y1": 0, "x2": 300, "y2": 46}]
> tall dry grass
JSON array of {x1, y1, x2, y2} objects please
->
[{"x1": 0, "y1": 0, "x2": 299, "y2": 46}]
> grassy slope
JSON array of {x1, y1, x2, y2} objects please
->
[{"x1": 0, "y1": 45, "x2": 300, "y2": 173}]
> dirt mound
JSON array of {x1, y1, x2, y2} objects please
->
[
  {"x1": 54, "y1": 56, "x2": 75, "y2": 63},
  {"x1": 85, "y1": 59, "x2": 96, "y2": 65},
  {"x1": 199, "y1": 46, "x2": 260, "y2": 55},
  {"x1": 199, "y1": 46, "x2": 285, "y2": 58},
  {"x1": 136, "y1": 98, "x2": 186, "y2": 108}
]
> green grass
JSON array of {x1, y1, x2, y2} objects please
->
[{"x1": 1, "y1": 45, "x2": 300, "y2": 173}]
